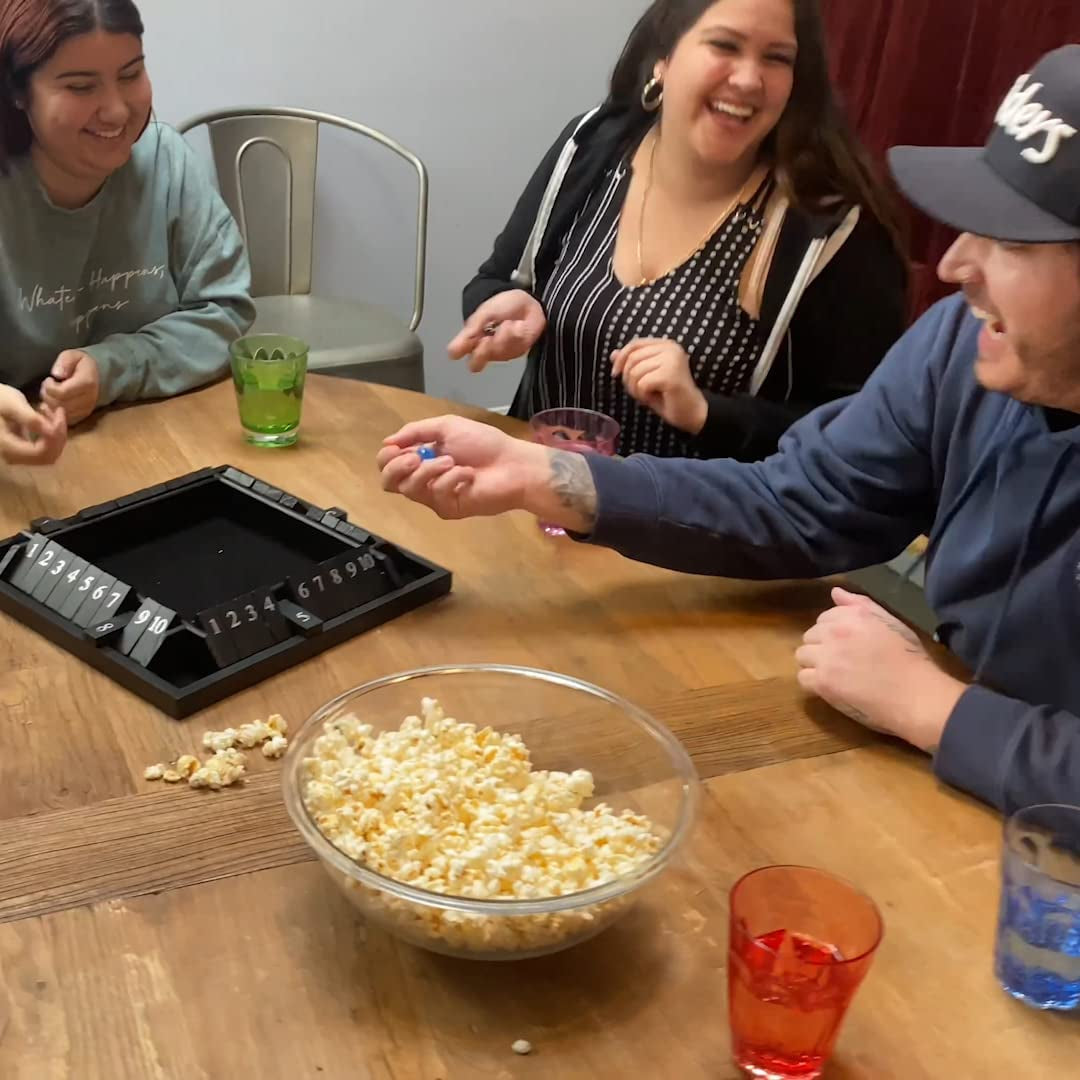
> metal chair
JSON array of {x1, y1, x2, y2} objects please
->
[{"x1": 178, "y1": 107, "x2": 428, "y2": 391}]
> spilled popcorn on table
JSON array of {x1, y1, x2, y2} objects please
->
[{"x1": 144, "y1": 714, "x2": 289, "y2": 791}]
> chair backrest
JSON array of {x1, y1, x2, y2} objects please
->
[{"x1": 178, "y1": 106, "x2": 428, "y2": 331}]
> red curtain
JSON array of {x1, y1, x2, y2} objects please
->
[{"x1": 820, "y1": 0, "x2": 1080, "y2": 315}]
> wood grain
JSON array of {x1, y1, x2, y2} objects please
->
[
  {"x1": 0, "y1": 772, "x2": 309, "y2": 925},
  {"x1": 2, "y1": 747, "x2": 1075, "y2": 1080},
  {"x1": 3, "y1": 378, "x2": 1033, "y2": 1080},
  {"x1": 0, "y1": 677, "x2": 874, "y2": 924},
  {"x1": 0, "y1": 378, "x2": 833, "y2": 821}
]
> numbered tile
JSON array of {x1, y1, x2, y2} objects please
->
[
  {"x1": 71, "y1": 573, "x2": 118, "y2": 627},
  {"x1": 198, "y1": 604, "x2": 241, "y2": 668},
  {"x1": 309, "y1": 554, "x2": 355, "y2": 618},
  {"x1": 250, "y1": 587, "x2": 291, "y2": 644},
  {"x1": 41, "y1": 553, "x2": 89, "y2": 612},
  {"x1": 5, "y1": 534, "x2": 48, "y2": 590},
  {"x1": 222, "y1": 467, "x2": 255, "y2": 488},
  {"x1": 204, "y1": 597, "x2": 269, "y2": 660},
  {"x1": 230, "y1": 592, "x2": 276, "y2": 655},
  {"x1": 351, "y1": 548, "x2": 392, "y2": 607},
  {"x1": 30, "y1": 546, "x2": 76, "y2": 604},
  {"x1": 17, "y1": 540, "x2": 64, "y2": 595},
  {"x1": 84, "y1": 579, "x2": 132, "y2": 629},
  {"x1": 0, "y1": 546, "x2": 21, "y2": 582},
  {"x1": 336, "y1": 521, "x2": 371, "y2": 544},
  {"x1": 58, "y1": 567, "x2": 108, "y2": 621},
  {"x1": 120, "y1": 599, "x2": 160, "y2": 656},
  {"x1": 252, "y1": 481, "x2": 283, "y2": 501},
  {"x1": 371, "y1": 545, "x2": 404, "y2": 591},
  {"x1": 324, "y1": 550, "x2": 373, "y2": 615},
  {"x1": 28, "y1": 515, "x2": 63, "y2": 533},
  {"x1": 277, "y1": 598, "x2": 323, "y2": 636},
  {"x1": 288, "y1": 572, "x2": 329, "y2": 619},
  {"x1": 85, "y1": 612, "x2": 133, "y2": 643},
  {"x1": 130, "y1": 606, "x2": 178, "y2": 667}
]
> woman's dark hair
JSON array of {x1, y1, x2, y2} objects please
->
[
  {"x1": 0, "y1": 0, "x2": 144, "y2": 172},
  {"x1": 610, "y1": 0, "x2": 907, "y2": 260}
]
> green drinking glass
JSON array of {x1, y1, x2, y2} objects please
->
[{"x1": 229, "y1": 334, "x2": 309, "y2": 447}]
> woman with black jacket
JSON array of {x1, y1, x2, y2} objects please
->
[{"x1": 449, "y1": 0, "x2": 908, "y2": 461}]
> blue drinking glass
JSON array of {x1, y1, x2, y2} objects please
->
[{"x1": 995, "y1": 803, "x2": 1080, "y2": 1010}]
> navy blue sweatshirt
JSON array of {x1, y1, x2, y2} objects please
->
[{"x1": 584, "y1": 293, "x2": 1080, "y2": 813}]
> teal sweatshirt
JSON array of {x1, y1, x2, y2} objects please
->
[{"x1": 0, "y1": 122, "x2": 255, "y2": 405}]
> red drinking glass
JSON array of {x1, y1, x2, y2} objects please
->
[{"x1": 728, "y1": 866, "x2": 883, "y2": 1079}]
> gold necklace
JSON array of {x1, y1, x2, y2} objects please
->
[{"x1": 636, "y1": 133, "x2": 749, "y2": 288}]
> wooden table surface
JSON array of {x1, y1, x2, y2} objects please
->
[{"x1": 0, "y1": 377, "x2": 1074, "y2": 1078}]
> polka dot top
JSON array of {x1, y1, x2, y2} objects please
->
[{"x1": 527, "y1": 160, "x2": 770, "y2": 458}]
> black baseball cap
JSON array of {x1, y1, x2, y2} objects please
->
[{"x1": 889, "y1": 45, "x2": 1080, "y2": 244}]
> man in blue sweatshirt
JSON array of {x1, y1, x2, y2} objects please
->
[{"x1": 378, "y1": 46, "x2": 1080, "y2": 816}]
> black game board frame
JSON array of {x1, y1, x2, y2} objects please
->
[{"x1": 0, "y1": 465, "x2": 452, "y2": 718}]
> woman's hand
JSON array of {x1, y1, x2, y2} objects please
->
[
  {"x1": 448, "y1": 291, "x2": 547, "y2": 373},
  {"x1": 40, "y1": 350, "x2": 100, "y2": 425},
  {"x1": 612, "y1": 338, "x2": 708, "y2": 434},
  {"x1": 0, "y1": 385, "x2": 67, "y2": 465}
]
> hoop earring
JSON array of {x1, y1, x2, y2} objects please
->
[{"x1": 641, "y1": 76, "x2": 663, "y2": 112}]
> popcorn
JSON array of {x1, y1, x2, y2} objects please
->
[
  {"x1": 203, "y1": 727, "x2": 239, "y2": 753},
  {"x1": 512, "y1": 1040, "x2": 533, "y2": 1056},
  {"x1": 203, "y1": 715, "x2": 287, "y2": 752},
  {"x1": 189, "y1": 748, "x2": 246, "y2": 790},
  {"x1": 143, "y1": 714, "x2": 289, "y2": 792},
  {"x1": 262, "y1": 735, "x2": 289, "y2": 759},
  {"x1": 301, "y1": 698, "x2": 664, "y2": 955}
]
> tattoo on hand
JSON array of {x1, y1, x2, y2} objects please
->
[
  {"x1": 549, "y1": 450, "x2": 598, "y2": 529},
  {"x1": 870, "y1": 611, "x2": 929, "y2": 657}
]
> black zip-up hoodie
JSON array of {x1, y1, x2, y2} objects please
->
[{"x1": 463, "y1": 104, "x2": 908, "y2": 460}]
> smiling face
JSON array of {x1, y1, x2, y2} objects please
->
[
  {"x1": 24, "y1": 29, "x2": 151, "y2": 205},
  {"x1": 939, "y1": 234, "x2": 1080, "y2": 410},
  {"x1": 654, "y1": 0, "x2": 796, "y2": 173}
]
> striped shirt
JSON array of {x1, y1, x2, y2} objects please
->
[{"x1": 528, "y1": 160, "x2": 769, "y2": 457}]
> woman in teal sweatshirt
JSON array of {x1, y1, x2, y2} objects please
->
[{"x1": 0, "y1": 0, "x2": 254, "y2": 466}]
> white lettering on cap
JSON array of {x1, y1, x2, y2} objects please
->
[{"x1": 995, "y1": 74, "x2": 1077, "y2": 164}]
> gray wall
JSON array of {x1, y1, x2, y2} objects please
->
[{"x1": 139, "y1": 0, "x2": 645, "y2": 408}]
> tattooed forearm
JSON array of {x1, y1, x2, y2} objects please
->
[{"x1": 549, "y1": 450, "x2": 598, "y2": 530}]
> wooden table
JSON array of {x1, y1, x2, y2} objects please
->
[{"x1": 0, "y1": 377, "x2": 1074, "y2": 1078}]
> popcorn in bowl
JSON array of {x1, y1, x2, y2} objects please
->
[{"x1": 298, "y1": 696, "x2": 666, "y2": 958}]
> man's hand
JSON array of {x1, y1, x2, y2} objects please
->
[
  {"x1": 448, "y1": 291, "x2": 547, "y2": 373},
  {"x1": 40, "y1": 350, "x2": 100, "y2": 425},
  {"x1": 378, "y1": 415, "x2": 548, "y2": 519},
  {"x1": 795, "y1": 587, "x2": 966, "y2": 753},
  {"x1": 0, "y1": 385, "x2": 67, "y2": 465},
  {"x1": 612, "y1": 338, "x2": 708, "y2": 434},
  {"x1": 376, "y1": 415, "x2": 598, "y2": 532}
]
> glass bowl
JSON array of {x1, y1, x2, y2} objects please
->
[{"x1": 282, "y1": 665, "x2": 699, "y2": 961}]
